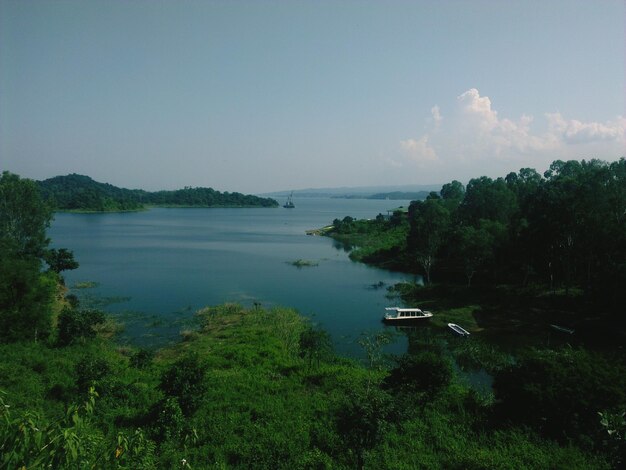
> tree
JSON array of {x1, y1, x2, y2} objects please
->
[
  {"x1": 0, "y1": 173, "x2": 57, "y2": 343},
  {"x1": 44, "y1": 248, "x2": 79, "y2": 274},
  {"x1": 0, "y1": 171, "x2": 52, "y2": 257},
  {"x1": 460, "y1": 176, "x2": 518, "y2": 227},
  {"x1": 57, "y1": 308, "x2": 105, "y2": 346},
  {"x1": 299, "y1": 326, "x2": 333, "y2": 368},
  {"x1": 440, "y1": 180, "x2": 465, "y2": 208},
  {"x1": 336, "y1": 387, "x2": 393, "y2": 470},
  {"x1": 0, "y1": 254, "x2": 56, "y2": 342},
  {"x1": 455, "y1": 226, "x2": 490, "y2": 286},
  {"x1": 407, "y1": 199, "x2": 450, "y2": 283}
]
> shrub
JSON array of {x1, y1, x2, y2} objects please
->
[
  {"x1": 493, "y1": 348, "x2": 626, "y2": 446},
  {"x1": 383, "y1": 351, "x2": 453, "y2": 401},
  {"x1": 57, "y1": 308, "x2": 105, "y2": 346},
  {"x1": 159, "y1": 352, "x2": 207, "y2": 416}
]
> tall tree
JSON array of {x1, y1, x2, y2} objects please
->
[
  {"x1": 407, "y1": 199, "x2": 450, "y2": 283},
  {"x1": 0, "y1": 172, "x2": 56, "y2": 342},
  {"x1": 0, "y1": 171, "x2": 52, "y2": 257}
]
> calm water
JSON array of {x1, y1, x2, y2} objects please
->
[{"x1": 49, "y1": 198, "x2": 414, "y2": 356}]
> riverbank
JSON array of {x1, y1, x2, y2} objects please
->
[{"x1": 1, "y1": 303, "x2": 613, "y2": 469}]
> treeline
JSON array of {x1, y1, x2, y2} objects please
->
[
  {"x1": 331, "y1": 158, "x2": 626, "y2": 312},
  {"x1": 38, "y1": 173, "x2": 278, "y2": 211}
]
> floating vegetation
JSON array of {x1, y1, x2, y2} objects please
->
[
  {"x1": 78, "y1": 294, "x2": 132, "y2": 309},
  {"x1": 72, "y1": 281, "x2": 100, "y2": 289},
  {"x1": 287, "y1": 259, "x2": 319, "y2": 268},
  {"x1": 367, "y1": 281, "x2": 386, "y2": 290}
]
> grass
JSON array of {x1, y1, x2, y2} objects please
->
[{"x1": 1, "y1": 303, "x2": 614, "y2": 469}]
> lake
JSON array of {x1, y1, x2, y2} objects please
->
[{"x1": 49, "y1": 197, "x2": 415, "y2": 356}]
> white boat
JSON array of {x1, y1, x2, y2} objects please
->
[
  {"x1": 383, "y1": 307, "x2": 433, "y2": 323},
  {"x1": 549, "y1": 324, "x2": 575, "y2": 334},
  {"x1": 448, "y1": 323, "x2": 470, "y2": 336}
]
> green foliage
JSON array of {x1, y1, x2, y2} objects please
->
[
  {"x1": 159, "y1": 352, "x2": 207, "y2": 416},
  {"x1": 0, "y1": 172, "x2": 59, "y2": 344},
  {"x1": 383, "y1": 351, "x2": 453, "y2": 402},
  {"x1": 0, "y1": 256, "x2": 56, "y2": 343},
  {"x1": 407, "y1": 197, "x2": 451, "y2": 283},
  {"x1": 154, "y1": 397, "x2": 186, "y2": 443},
  {"x1": 0, "y1": 387, "x2": 157, "y2": 469},
  {"x1": 493, "y1": 348, "x2": 626, "y2": 445},
  {"x1": 299, "y1": 326, "x2": 333, "y2": 368},
  {"x1": 0, "y1": 304, "x2": 615, "y2": 468},
  {"x1": 329, "y1": 215, "x2": 409, "y2": 269},
  {"x1": 44, "y1": 247, "x2": 79, "y2": 274},
  {"x1": 38, "y1": 173, "x2": 278, "y2": 211},
  {"x1": 327, "y1": 158, "x2": 626, "y2": 317},
  {"x1": 75, "y1": 356, "x2": 112, "y2": 393},
  {"x1": 0, "y1": 171, "x2": 52, "y2": 257},
  {"x1": 130, "y1": 348, "x2": 155, "y2": 369},
  {"x1": 335, "y1": 386, "x2": 394, "y2": 469},
  {"x1": 598, "y1": 409, "x2": 626, "y2": 467},
  {"x1": 57, "y1": 308, "x2": 106, "y2": 346}
]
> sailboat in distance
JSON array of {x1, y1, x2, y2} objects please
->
[{"x1": 283, "y1": 191, "x2": 295, "y2": 209}]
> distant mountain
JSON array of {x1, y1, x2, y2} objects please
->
[
  {"x1": 264, "y1": 184, "x2": 441, "y2": 198},
  {"x1": 333, "y1": 191, "x2": 431, "y2": 201},
  {"x1": 38, "y1": 174, "x2": 278, "y2": 211}
]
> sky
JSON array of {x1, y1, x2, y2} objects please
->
[{"x1": 1, "y1": 0, "x2": 624, "y2": 194}]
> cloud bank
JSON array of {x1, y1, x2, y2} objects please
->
[{"x1": 395, "y1": 88, "x2": 625, "y2": 181}]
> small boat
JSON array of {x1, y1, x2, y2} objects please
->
[
  {"x1": 283, "y1": 192, "x2": 295, "y2": 208},
  {"x1": 549, "y1": 324, "x2": 575, "y2": 335},
  {"x1": 448, "y1": 323, "x2": 470, "y2": 336},
  {"x1": 383, "y1": 307, "x2": 433, "y2": 324}
]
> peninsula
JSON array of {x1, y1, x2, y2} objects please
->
[{"x1": 38, "y1": 174, "x2": 278, "y2": 212}]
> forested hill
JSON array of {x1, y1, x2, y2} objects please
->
[{"x1": 38, "y1": 174, "x2": 278, "y2": 211}]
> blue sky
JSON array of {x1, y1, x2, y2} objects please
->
[{"x1": 1, "y1": 0, "x2": 624, "y2": 193}]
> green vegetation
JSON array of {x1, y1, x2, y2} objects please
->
[
  {"x1": 38, "y1": 173, "x2": 278, "y2": 212},
  {"x1": 322, "y1": 159, "x2": 626, "y2": 467},
  {"x1": 288, "y1": 259, "x2": 319, "y2": 268},
  {"x1": 330, "y1": 213, "x2": 410, "y2": 269},
  {"x1": 0, "y1": 171, "x2": 78, "y2": 342},
  {"x1": 325, "y1": 158, "x2": 626, "y2": 328},
  {"x1": 1, "y1": 304, "x2": 616, "y2": 469},
  {"x1": 1, "y1": 167, "x2": 624, "y2": 467}
]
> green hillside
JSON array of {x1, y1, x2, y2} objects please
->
[{"x1": 38, "y1": 174, "x2": 278, "y2": 211}]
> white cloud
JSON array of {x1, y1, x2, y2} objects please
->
[
  {"x1": 394, "y1": 88, "x2": 625, "y2": 181},
  {"x1": 546, "y1": 112, "x2": 626, "y2": 144},
  {"x1": 457, "y1": 88, "x2": 498, "y2": 132},
  {"x1": 400, "y1": 135, "x2": 438, "y2": 164}
]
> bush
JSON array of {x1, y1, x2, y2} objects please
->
[
  {"x1": 57, "y1": 308, "x2": 105, "y2": 346},
  {"x1": 159, "y1": 352, "x2": 207, "y2": 416},
  {"x1": 75, "y1": 356, "x2": 111, "y2": 393},
  {"x1": 493, "y1": 348, "x2": 626, "y2": 446},
  {"x1": 383, "y1": 351, "x2": 453, "y2": 401}
]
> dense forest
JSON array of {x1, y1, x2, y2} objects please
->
[
  {"x1": 38, "y1": 174, "x2": 278, "y2": 211},
  {"x1": 330, "y1": 159, "x2": 626, "y2": 315},
  {"x1": 1, "y1": 168, "x2": 625, "y2": 468}
]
